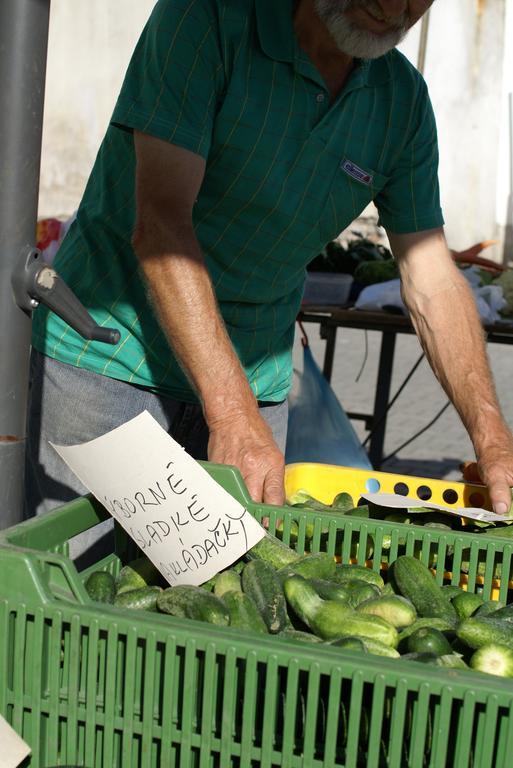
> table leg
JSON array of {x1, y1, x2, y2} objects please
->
[
  {"x1": 320, "y1": 323, "x2": 337, "y2": 382},
  {"x1": 368, "y1": 331, "x2": 396, "y2": 469}
]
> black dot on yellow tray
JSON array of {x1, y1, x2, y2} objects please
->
[
  {"x1": 394, "y1": 482, "x2": 409, "y2": 496},
  {"x1": 416, "y1": 485, "x2": 432, "y2": 501},
  {"x1": 442, "y1": 488, "x2": 459, "y2": 505}
]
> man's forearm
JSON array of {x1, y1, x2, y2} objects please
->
[
  {"x1": 398, "y1": 239, "x2": 508, "y2": 456},
  {"x1": 132, "y1": 217, "x2": 258, "y2": 425}
]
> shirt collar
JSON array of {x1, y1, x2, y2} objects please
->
[
  {"x1": 255, "y1": 0, "x2": 393, "y2": 87},
  {"x1": 255, "y1": 0, "x2": 296, "y2": 64}
]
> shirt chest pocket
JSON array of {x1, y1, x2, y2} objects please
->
[{"x1": 319, "y1": 159, "x2": 390, "y2": 243}]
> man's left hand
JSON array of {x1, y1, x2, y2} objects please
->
[{"x1": 462, "y1": 439, "x2": 513, "y2": 516}]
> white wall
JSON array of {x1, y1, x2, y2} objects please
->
[
  {"x1": 38, "y1": 0, "x2": 512, "y2": 265},
  {"x1": 399, "y1": 0, "x2": 509, "y2": 262},
  {"x1": 38, "y1": 0, "x2": 156, "y2": 217}
]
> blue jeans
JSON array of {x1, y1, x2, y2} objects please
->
[{"x1": 25, "y1": 349, "x2": 288, "y2": 563}]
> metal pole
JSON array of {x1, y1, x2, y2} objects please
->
[
  {"x1": 417, "y1": 10, "x2": 431, "y2": 76},
  {"x1": 0, "y1": 0, "x2": 50, "y2": 528}
]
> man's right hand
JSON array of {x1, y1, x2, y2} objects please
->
[{"x1": 207, "y1": 410, "x2": 285, "y2": 506}]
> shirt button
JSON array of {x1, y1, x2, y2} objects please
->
[{"x1": 315, "y1": 92, "x2": 325, "y2": 103}]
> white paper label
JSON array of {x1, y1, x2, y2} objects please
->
[
  {"x1": 52, "y1": 411, "x2": 265, "y2": 585},
  {"x1": 362, "y1": 492, "x2": 513, "y2": 523},
  {"x1": 0, "y1": 716, "x2": 31, "y2": 767}
]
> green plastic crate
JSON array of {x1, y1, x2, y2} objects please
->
[{"x1": 1, "y1": 463, "x2": 513, "y2": 768}]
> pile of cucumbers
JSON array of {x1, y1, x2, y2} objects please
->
[
  {"x1": 84, "y1": 533, "x2": 513, "y2": 679},
  {"x1": 286, "y1": 489, "x2": 513, "y2": 580}
]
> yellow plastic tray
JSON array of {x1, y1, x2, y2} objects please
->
[{"x1": 285, "y1": 462, "x2": 491, "y2": 510}]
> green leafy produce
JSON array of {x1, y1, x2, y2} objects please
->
[
  {"x1": 495, "y1": 270, "x2": 513, "y2": 317},
  {"x1": 353, "y1": 258, "x2": 399, "y2": 286}
]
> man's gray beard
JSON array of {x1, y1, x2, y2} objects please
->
[{"x1": 314, "y1": 0, "x2": 409, "y2": 59}]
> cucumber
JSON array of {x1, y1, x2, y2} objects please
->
[
  {"x1": 277, "y1": 552, "x2": 336, "y2": 582},
  {"x1": 282, "y1": 575, "x2": 325, "y2": 629},
  {"x1": 384, "y1": 512, "x2": 411, "y2": 525},
  {"x1": 85, "y1": 570, "x2": 116, "y2": 604},
  {"x1": 391, "y1": 556, "x2": 458, "y2": 625},
  {"x1": 341, "y1": 579, "x2": 381, "y2": 608},
  {"x1": 331, "y1": 564, "x2": 384, "y2": 590},
  {"x1": 222, "y1": 590, "x2": 268, "y2": 633},
  {"x1": 200, "y1": 576, "x2": 217, "y2": 592},
  {"x1": 116, "y1": 556, "x2": 162, "y2": 595},
  {"x1": 470, "y1": 644, "x2": 513, "y2": 677},
  {"x1": 344, "y1": 505, "x2": 370, "y2": 519},
  {"x1": 438, "y1": 653, "x2": 469, "y2": 670},
  {"x1": 278, "y1": 629, "x2": 323, "y2": 644},
  {"x1": 246, "y1": 532, "x2": 300, "y2": 569},
  {"x1": 283, "y1": 576, "x2": 353, "y2": 638},
  {"x1": 331, "y1": 492, "x2": 355, "y2": 512},
  {"x1": 329, "y1": 636, "x2": 368, "y2": 654},
  {"x1": 213, "y1": 569, "x2": 241, "y2": 597},
  {"x1": 452, "y1": 591, "x2": 484, "y2": 620},
  {"x1": 441, "y1": 585, "x2": 465, "y2": 600},
  {"x1": 114, "y1": 586, "x2": 162, "y2": 611},
  {"x1": 398, "y1": 617, "x2": 456, "y2": 650},
  {"x1": 487, "y1": 603, "x2": 513, "y2": 622},
  {"x1": 357, "y1": 595, "x2": 417, "y2": 628},
  {"x1": 457, "y1": 617, "x2": 513, "y2": 650},
  {"x1": 275, "y1": 519, "x2": 301, "y2": 542},
  {"x1": 475, "y1": 600, "x2": 506, "y2": 617},
  {"x1": 241, "y1": 559, "x2": 288, "y2": 633},
  {"x1": 287, "y1": 488, "x2": 330, "y2": 511},
  {"x1": 401, "y1": 652, "x2": 443, "y2": 665},
  {"x1": 330, "y1": 636, "x2": 400, "y2": 659},
  {"x1": 312, "y1": 608, "x2": 398, "y2": 646},
  {"x1": 308, "y1": 578, "x2": 353, "y2": 603},
  {"x1": 157, "y1": 585, "x2": 230, "y2": 626},
  {"x1": 406, "y1": 627, "x2": 453, "y2": 656}
]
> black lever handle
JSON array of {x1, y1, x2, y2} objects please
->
[{"x1": 11, "y1": 246, "x2": 120, "y2": 344}]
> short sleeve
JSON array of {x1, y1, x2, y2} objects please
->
[
  {"x1": 111, "y1": 0, "x2": 225, "y2": 159},
  {"x1": 375, "y1": 80, "x2": 445, "y2": 234}
]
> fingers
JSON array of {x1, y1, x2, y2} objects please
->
[
  {"x1": 262, "y1": 466, "x2": 286, "y2": 506},
  {"x1": 476, "y1": 449, "x2": 513, "y2": 516},
  {"x1": 484, "y1": 471, "x2": 513, "y2": 517},
  {"x1": 207, "y1": 412, "x2": 285, "y2": 508}
]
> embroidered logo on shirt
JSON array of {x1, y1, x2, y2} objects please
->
[{"x1": 341, "y1": 159, "x2": 373, "y2": 186}]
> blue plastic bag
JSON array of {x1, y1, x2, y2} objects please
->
[{"x1": 285, "y1": 342, "x2": 372, "y2": 469}]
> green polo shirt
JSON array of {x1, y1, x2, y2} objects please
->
[{"x1": 33, "y1": 0, "x2": 444, "y2": 402}]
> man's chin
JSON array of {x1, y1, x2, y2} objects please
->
[
  {"x1": 313, "y1": 0, "x2": 407, "y2": 59},
  {"x1": 333, "y1": 28, "x2": 405, "y2": 59}
]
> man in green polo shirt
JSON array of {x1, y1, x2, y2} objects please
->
[{"x1": 26, "y1": 0, "x2": 513, "y2": 541}]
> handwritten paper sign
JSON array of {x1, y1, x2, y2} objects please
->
[
  {"x1": 362, "y1": 492, "x2": 513, "y2": 524},
  {"x1": 52, "y1": 411, "x2": 265, "y2": 586},
  {"x1": 0, "y1": 715, "x2": 31, "y2": 767}
]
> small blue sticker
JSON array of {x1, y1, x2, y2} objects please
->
[{"x1": 341, "y1": 159, "x2": 373, "y2": 185}]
